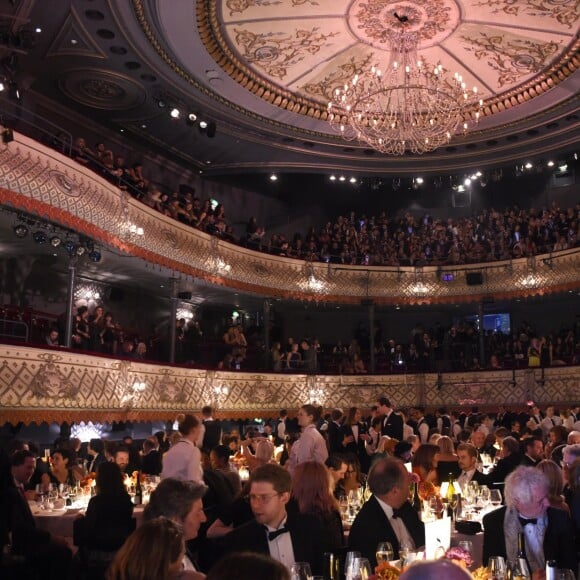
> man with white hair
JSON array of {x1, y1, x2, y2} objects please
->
[
  {"x1": 482, "y1": 466, "x2": 576, "y2": 573},
  {"x1": 568, "y1": 431, "x2": 580, "y2": 445}
]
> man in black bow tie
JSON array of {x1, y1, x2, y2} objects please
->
[
  {"x1": 348, "y1": 457, "x2": 424, "y2": 568},
  {"x1": 223, "y1": 464, "x2": 325, "y2": 574},
  {"x1": 483, "y1": 466, "x2": 576, "y2": 573}
]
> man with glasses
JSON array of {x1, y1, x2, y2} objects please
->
[
  {"x1": 223, "y1": 463, "x2": 324, "y2": 574},
  {"x1": 483, "y1": 466, "x2": 576, "y2": 574}
]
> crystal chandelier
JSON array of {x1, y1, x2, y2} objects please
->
[{"x1": 327, "y1": 18, "x2": 482, "y2": 155}]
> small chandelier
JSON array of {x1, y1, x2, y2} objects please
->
[{"x1": 327, "y1": 15, "x2": 482, "y2": 155}]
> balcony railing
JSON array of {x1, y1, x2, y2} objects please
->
[{"x1": 0, "y1": 131, "x2": 578, "y2": 304}]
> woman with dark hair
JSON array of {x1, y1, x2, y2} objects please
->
[
  {"x1": 287, "y1": 405, "x2": 328, "y2": 474},
  {"x1": 41, "y1": 449, "x2": 78, "y2": 488},
  {"x1": 74, "y1": 462, "x2": 135, "y2": 552},
  {"x1": 340, "y1": 406, "x2": 370, "y2": 473},
  {"x1": 108, "y1": 517, "x2": 202, "y2": 580},
  {"x1": 73, "y1": 306, "x2": 91, "y2": 350},
  {"x1": 100, "y1": 312, "x2": 117, "y2": 354},
  {"x1": 411, "y1": 444, "x2": 440, "y2": 484},
  {"x1": 291, "y1": 461, "x2": 344, "y2": 553}
]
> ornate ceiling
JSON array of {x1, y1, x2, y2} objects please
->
[{"x1": 1, "y1": 0, "x2": 577, "y2": 178}]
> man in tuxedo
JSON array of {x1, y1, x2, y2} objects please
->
[
  {"x1": 520, "y1": 437, "x2": 544, "y2": 467},
  {"x1": 327, "y1": 408, "x2": 344, "y2": 454},
  {"x1": 201, "y1": 405, "x2": 222, "y2": 453},
  {"x1": 483, "y1": 466, "x2": 577, "y2": 573},
  {"x1": 224, "y1": 463, "x2": 325, "y2": 574},
  {"x1": 376, "y1": 397, "x2": 403, "y2": 441},
  {"x1": 87, "y1": 438, "x2": 107, "y2": 474},
  {"x1": 348, "y1": 457, "x2": 424, "y2": 568},
  {"x1": 4, "y1": 450, "x2": 72, "y2": 579},
  {"x1": 481, "y1": 436, "x2": 522, "y2": 488},
  {"x1": 456, "y1": 443, "x2": 487, "y2": 491}
]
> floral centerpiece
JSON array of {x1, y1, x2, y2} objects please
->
[
  {"x1": 444, "y1": 546, "x2": 473, "y2": 568},
  {"x1": 372, "y1": 561, "x2": 401, "y2": 579},
  {"x1": 471, "y1": 567, "x2": 491, "y2": 580}
]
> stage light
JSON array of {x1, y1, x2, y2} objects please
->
[
  {"x1": 170, "y1": 108, "x2": 180, "y2": 119},
  {"x1": 464, "y1": 177, "x2": 471, "y2": 186},
  {"x1": 270, "y1": 174, "x2": 278, "y2": 181},
  {"x1": 188, "y1": 113, "x2": 197, "y2": 122},
  {"x1": 33, "y1": 230, "x2": 47, "y2": 244},
  {"x1": 525, "y1": 162, "x2": 533, "y2": 169},
  {"x1": 415, "y1": 177, "x2": 424, "y2": 184},
  {"x1": 0, "y1": 82, "x2": 4, "y2": 92},
  {"x1": 349, "y1": 177, "x2": 357, "y2": 184},
  {"x1": 75, "y1": 245, "x2": 86, "y2": 257},
  {"x1": 199, "y1": 120, "x2": 208, "y2": 129},
  {"x1": 13, "y1": 223, "x2": 28, "y2": 238},
  {"x1": 64, "y1": 240, "x2": 76, "y2": 255},
  {"x1": 156, "y1": 98, "x2": 166, "y2": 108},
  {"x1": 339, "y1": 176, "x2": 345, "y2": 182},
  {"x1": 329, "y1": 175, "x2": 336, "y2": 181},
  {"x1": 547, "y1": 161, "x2": 554, "y2": 167},
  {"x1": 88, "y1": 249, "x2": 101, "y2": 263},
  {"x1": 50, "y1": 236, "x2": 61, "y2": 247}
]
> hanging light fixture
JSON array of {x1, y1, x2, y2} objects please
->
[{"x1": 327, "y1": 13, "x2": 482, "y2": 155}]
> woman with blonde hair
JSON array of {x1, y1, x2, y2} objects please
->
[
  {"x1": 108, "y1": 517, "x2": 202, "y2": 580},
  {"x1": 436, "y1": 435, "x2": 460, "y2": 482},
  {"x1": 536, "y1": 459, "x2": 569, "y2": 514}
]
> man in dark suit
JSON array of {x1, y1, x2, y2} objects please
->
[
  {"x1": 87, "y1": 438, "x2": 107, "y2": 474},
  {"x1": 483, "y1": 466, "x2": 577, "y2": 573},
  {"x1": 481, "y1": 436, "x2": 522, "y2": 489},
  {"x1": 202, "y1": 405, "x2": 222, "y2": 453},
  {"x1": 376, "y1": 397, "x2": 404, "y2": 441},
  {"x1": 224, "y1": 463, "x2": 325, "y2": 574},
  {"x1": 520, "y1": 437, "x2": 544, "y2": 467},
  {"x1": 456, "y1": 443, "x2": 487, "y2": 491},
  {"x1": 4, "y1": 450, "x2": 72, "y2": 579},
  {"x1": 327, "y1": 408, "x2": 344, "y2": 455},
  {"x1": 348, "y1": 457, "x2": 424, "y2": 568}
]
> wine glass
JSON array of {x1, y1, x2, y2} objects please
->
[
  {"x1": 398, "y1": 541, "x2": 412, "y2": 568},
  {"x1": 479, "y1": 485, "x2": 491, "y2": 509},
  {"x1": 490, "y1": 489, "x2": 502, "y2": 507},
  {"x1": 376, "y1": 542, "x2": 394, "y2": 563},
  {"x1": 349, "y1": 557, "x2": 372, "y2": 580},
  {"x1": 488, "y1": 556, "x2": 507, "y2": 579},
  {"x1": 344, "y1": 551, "x2": 361, "y2": 580},
  {"x1": 290, "y1": 562, "x2": 312, "y2": 580}
]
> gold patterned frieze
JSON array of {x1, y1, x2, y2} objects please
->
[
  {"x1": 0, "y1": 345, "x2": 578, "y2": 424},
  {"x1": 0, "y1": 133, "x2": 579, "y2": 305}
]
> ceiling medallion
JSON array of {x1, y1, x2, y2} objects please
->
[{"x1": 328, "y1": 10, "x2": 482, "y2": 155}]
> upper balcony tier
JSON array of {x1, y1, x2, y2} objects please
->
[{"x1": 0, "y1": 131, "x2": 579, "y2": 305}]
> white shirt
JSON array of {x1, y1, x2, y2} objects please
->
[
  {"x1": 161, "y1": 438, "x2": 203, "y2": 483},
  {"x1": 403, "y1": 423, "x2": 414, "y2": 441},
  {"x1": 375, "y1": 496, "x2": 415, "y2": 549},
  {"x1": 417, "y1": 419, "x2": 429, "y2": 444},
  {"x1": 458, "y1": 468, "x2": 476, "y2": 492},
  {"x1": 277, "y1": 419, "x2": 286, "y2": 441},
  {"x1": 520, "y1": 514, "x2": 547, "y2": 570},
  {"x1": 287, "y1": 424, "x2": 328, "y2": 474},
  {"x1": 265, "y1": 518, "x2": 295, "y2": 569}
]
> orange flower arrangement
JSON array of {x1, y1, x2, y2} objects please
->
[
  {"x1": 373, "y1": 561, "x2": 401, "y2": 579},
  {"x1": 417, "y1": 480, "x2": 437, "y2": 500},
  {"x1": 79, "y1": 471, "x2": 96, "y2": 487}
]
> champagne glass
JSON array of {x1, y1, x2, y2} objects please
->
[
  {"x1": 350, "y1": 557, "x2": 372, "y2": 580},
  {"x1": 490, "y1": 489, "x2": 502, "y2": 507},
  {"x1": 376, "y1": 542, "x2": 394, "y2": 563},
  {"x1": 344, "y1": 551, "x2": 361, "y2": 580},
  {"x1": 479, "y1": 485, "x2": 491, "y2": 509},
  {"x1": 488, "y1": 556, "x2": 506, "y2": 579},
  {"x1": 290, "y1": 562, "x2": 312, "y2": 580}
]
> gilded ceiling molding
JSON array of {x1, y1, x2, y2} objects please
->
[
  {"x1": 194, "y1": 0, "x2": 580, "y2": 124},
  {"x1": 0, "y1": 345, "x2": 577, "y2": 425},
  {"x1": 130, "y1": 0, "x2": 579, "y2": 150},
  {"x1": 0, "y1": 133, "x2": 579, "y2": 305}
]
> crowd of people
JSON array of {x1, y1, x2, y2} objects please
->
[
  {"x1": 2, "y1": 400, "x2": 580, "y2": 579},
  {"x1": 63, "y1": 135, "x2": 579, "y2": 269}
]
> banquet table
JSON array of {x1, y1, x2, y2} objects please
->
[{"x1": 33, "y1": 505, "x2": 144, "y2": 548}]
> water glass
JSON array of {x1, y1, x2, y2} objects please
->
[
  {"x1": 290, "y1": 562, "x2": 312, "y2": 580},
  {"x1": 458, "y1": 540, "x2": 473, "y2": 557},
  {"x1": 376, "y1": 541, "x2": 394, "y2": 563},
  {"x1": 398, "y1": 541, "x2": 412, "y2": 567},
  {"x1": 488, "y1": 556, "x2": 506, "y2": 579},
  {"x1": 344, "y1": 551, "x2": 361, "y2": 580},
  {"x1": 349, "y1": 557, "x2": 372, "y2": 580},
  {"x1": 490, "y1": 489, "x2": 502, "y2": 506}
]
